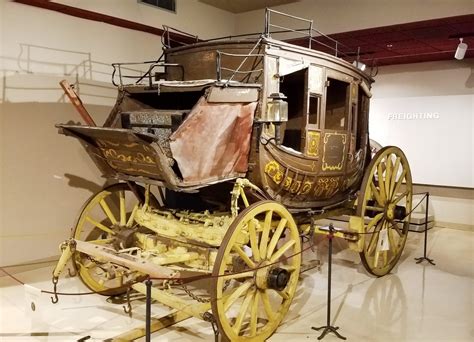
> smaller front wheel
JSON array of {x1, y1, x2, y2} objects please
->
[
  {"x1": 72, "y1": 183, "x2": 154, "y2": 295},
  {"x1": 211, "y1": 201, "x2": 301, "y2": 341}
]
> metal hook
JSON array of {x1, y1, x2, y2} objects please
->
[
  {"x1": 51, "y1": 277, "x2": 59, "y2": 304},
  {"x1": 203, "y1": 312, "x2": 220, "y2": 342},
  {"x1": 122, "y1": 287, "x2": 132, "y2": 317}
]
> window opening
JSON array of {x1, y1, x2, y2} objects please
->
[
  {"x1": 325, "y1": 78, "x2": 349, "y2": 130},
  {"x1": 356, "y1": 86, "x2": 369, "y2": 150},
  {"x1": 308, "y1": 94, "x2": 321, "y2": 126},
  {"x1": 279, "y1": 69, "x2": 306, "y2": 152}
]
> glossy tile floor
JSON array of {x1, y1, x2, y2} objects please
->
[{"x1": 0, "y1": 226, "x2": 472, "y2": 341}]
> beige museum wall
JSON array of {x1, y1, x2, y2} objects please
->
[
  {"x1": 0, "y1": 0, "x2": 235, "y2": 266},
  {"x1": 370, "y1": 60, "x2": 474, "y2": 229}
]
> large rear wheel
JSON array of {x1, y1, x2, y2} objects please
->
[{"x1": 357, "y1": 146, "x2": 413, "y2": 276}]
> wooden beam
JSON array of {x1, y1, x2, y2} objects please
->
[
  {"x1": 74, "y1": 239, "x2": 179, "y2": 279},
  {"x1": 132, "y1": 283, "x2": 211, "y2": 320},
  {"x1": 108, "y1": 310, "x2": 191, "y2": 341}
]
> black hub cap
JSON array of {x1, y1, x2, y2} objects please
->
[{"x1": 267, "y1": 267, "x2": 290, "y2": 291}]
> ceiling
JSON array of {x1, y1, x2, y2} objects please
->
[
  {"x1": 288, "y1": 14, "x2": 474, "y2": 67},
  {"x1": 198, "y1": 0, "x2": 301, "y2": 13}
]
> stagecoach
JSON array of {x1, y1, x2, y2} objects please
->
[{"x1": 52, "y1": 9, "x2": 412, "y2": 341}]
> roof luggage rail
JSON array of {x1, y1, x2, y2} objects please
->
[
  {"x1": 162, "y1": 25, "x2": 200, "y2": 48},
  {"x1": 264, "y1": 8, "x2": 359, "y2": 60}
]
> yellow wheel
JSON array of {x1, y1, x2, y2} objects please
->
[
  {"x1": 211, "y1": 201, "x2": 301, "y2": 341},
  {"x1": 72, "y1": 183, "x2": 156, "y2": 295},
  {"x1": 358, "y1": 146, "x2": 413, "y2": 276}
]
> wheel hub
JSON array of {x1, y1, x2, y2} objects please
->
[
  {"x1": 386, "y1": 203, "x2": 395, "y2": 220},
  {"x1": 267, "y1": 267, "x2": 290, "y2": 291},
  {"x1": 255, "y1": 262, "x2": 270, "y2": 289},
  {"x1": 385, "y1": 203, "x2": 407, "y2": 221},
  {"x1": 113, "y1": 228, "x2": 136, "y2": 250}
]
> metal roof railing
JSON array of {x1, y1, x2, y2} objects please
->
[
  {"x1": 162, "y1": 25, "x2": 199, "y2": 48},
  {"x1": 263, "y1": 8, "x2": 360, "y2": 61},
  {"x1": 111, "y1": 60, "x2": 184, "y2": 87}
]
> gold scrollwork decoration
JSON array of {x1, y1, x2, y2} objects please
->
[
  {"x1": 300, "y1": 181, "x2": 313, "y2": 195},
  {"x1": 289, "y1": 180, "x2": 302, "y2": 194},
  {"x1": 100, "y1": 148, "x2": 155, "y2": 165},
  {"x1": 283, "y1": 176, "x2": 293, "y2": 190},
  {"x1": 314, "y1": 177, "x2": 340, "y2": 198},
  {"x1": 307, "y1": 131, "x2": 320, "y2": 157},
  {"x1": 264, "y1": 160, "x2": 285, "y2": 185},
  {"x1": 322, "y1": 132, "x2": 347, "y2": 171}
]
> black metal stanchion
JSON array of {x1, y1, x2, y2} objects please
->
[
  {"x1": 145, "y1": 279, "x2": 152, "y2": 342},
  {"x1": 414, "y1": 193, "x2": 435, "y2": 265},
  {"x1": 312, "y1": 224, "x2": 346, "y2": 340}
]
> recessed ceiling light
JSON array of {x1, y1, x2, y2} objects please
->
[{"x1": 387, "y1": 44, "x2": 393, "y2": 48}]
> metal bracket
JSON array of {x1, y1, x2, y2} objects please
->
[{"x1": 203, "y1": 312, "x2": 220, "y2": 342}]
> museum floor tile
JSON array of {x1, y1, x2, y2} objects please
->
[{"x1": 0, "y1": 226, "x2": 472, "y2": 341}]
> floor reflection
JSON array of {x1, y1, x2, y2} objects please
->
[{"x1": 360, "y1": 274, "x2": 407, "y2": 340}]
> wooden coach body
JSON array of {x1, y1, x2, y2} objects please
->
[{"x1": 59, "y1": 37, "x2": 373, "y2": 211}]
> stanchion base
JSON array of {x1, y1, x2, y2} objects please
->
[
  {"x1": 414, "y1": 256, "x2": 436, "y2": 265},
  {"x1": 312, "y1": 325, "x2": 346, "y2": 340}
]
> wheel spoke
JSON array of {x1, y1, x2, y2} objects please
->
[
  {"x1": 261, "y1": 290, "x2": 276, "y2": 320},
  {"x1": 367, "y1": 230, "x2": 379, "y2": 256},
  {"x1": 267, "y1": 218, "x2": 287, "y2": 259},
  {"x1": 366, "y1": 213, "x2": 383, "y2": 231},
  {"x1": 126, "y1": 203, "x2": 139, "y2": 227},
  {"x1": 387, "y1": 227, "x2": 398, "y2": 255},
  {"x1": 276, "y1": 290, "x2": 290, "y2": 300},
  {"x1": 392, "y1": 169, "x2": 407, "y2": 197},
  {"x1": 392, "y1": 222, "x2": 403, "y2": 236},
  {"x1": 389, "y1": 157, "x2": 401, "y2": 198},
  {"x1": 250, "y1": 290, "x2": 260, "y2": 336},
  {"x1": 87, "y1": 238, "x2": 114, "y2": 245},
  {"x1": 223, "y1": 281, "x2": 252, "y2": 312},
  {"x1": 269, "y1": 240, "x2": 295, "y2": 263},
  {"x1": 393, "y1": 190, "x2": 409, "y2": 205},
  {"x1": 99, "y1": 199, "x2": 117, "y2": 225},
  {"x1": 373, "y1": 250, "x2": 380, "y2": 268},
  {"x1": 367, "y1": 220, "x2": 384, "y2": 255},
  {"x1": 85, "y1": 216, "x2": 115, "y2": 235},
  {"x1": 377, "y1": 163, "x2": 387, "y2": 203},
  {"x1": 223, "y1": 270, "x2": 255, "y2": 281},
  {"x1": 384, "y1": 156, "x2": 393, "y2": 196},
  {"x1": 119, "y1": 190, "x2": 126, "y2": 226},
  {"x1": 259, "y1": 210, "x2": 273, "y2": 258},
  {"x1": 248, "y1": 219, "x2": 261, "y2": 262},
  {"x1": 232, "y1": 245, "x2": 256, "y2": 268},
  {"x1": 233, "y1": 289, "x2": 254, "y2": 334},
  {"x1": 370, "y1": 182, "x2": 384, "y2": 206}
]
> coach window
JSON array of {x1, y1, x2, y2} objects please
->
[{"x1": 324, "y1": 77, "x2": 349, "y2": 130}]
